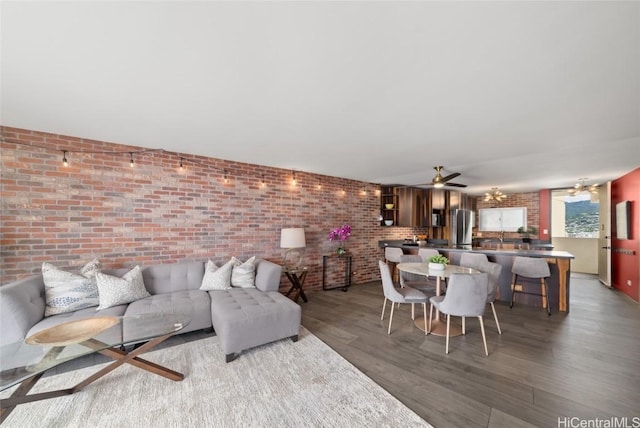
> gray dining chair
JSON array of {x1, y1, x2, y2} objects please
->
[
  {"x1": 399, "y1": 254, "x2": 436, "y2": 319},
  {"x1": 510, "y1": 256, "x2": 551, "y2": 315},
  {"x1": 417, "y1": 248, "x2": 439, "y2": 261},
  {"x1": 459, "y1": 253, "x2": 503, "y2": 334},
  {"x1": 379, "y1": 260, "x2": 428, "y2": 335},
  {"x1": 459, "y1": 252, "x2": 489, "y2": 272},
  {"x1": 384, "y1": 247, "x2": 403, "y2": 282},
  {"x1": 418, "y1": 248, "x2": 448, "y2": 291},
  {"x1": 483, "y1": 261, "x2": 503, "y2": 334},
  {"x1": 429, "y1": 273, "x2": 490, "y2": 355}
]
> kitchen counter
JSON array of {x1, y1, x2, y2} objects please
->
[
  {"x1": 379, "y1": 240, "x2": 560, "y2": 255},
  {"x1": 378, "y1": 240, "x2": 574, "y2": 312}
]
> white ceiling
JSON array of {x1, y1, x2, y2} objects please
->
[{"x1": 2, "y1": 1, "x2": 639, "y2": 195}]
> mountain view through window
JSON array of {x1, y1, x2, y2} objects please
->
[{"x1": 564, "y1": 194, "x2": 599, "y2": 238}]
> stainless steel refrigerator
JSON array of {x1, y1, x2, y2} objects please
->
[{"x1": 451, "y1": 209, "x2": 474, "y2": 247}]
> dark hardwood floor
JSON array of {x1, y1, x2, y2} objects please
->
[{"x1": 300, "y1": 273, "x2": 640, "y2": 428}]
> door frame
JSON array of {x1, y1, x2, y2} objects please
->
[{"x1": 597, "y1": 182, "x2": 612, "y2": 287}]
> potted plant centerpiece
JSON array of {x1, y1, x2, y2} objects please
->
[
  {"x1": 428, "y1": 254, "x2": 449, "y2": 270},
  {"x1": 517, "y1": 226, "x2": 538, "y2": 244}
]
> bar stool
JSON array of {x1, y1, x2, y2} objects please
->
[
  {"x1": 510, "y1": 256, "x2": 551, "y2": 316},
  {"x1": 384, "y1": 247, "x2": 403, "y2": 282}
]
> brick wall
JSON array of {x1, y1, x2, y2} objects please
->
[
  {"x1": 1, "y1": 126, "x2": 421, "y2": 290},
  {"x1": 475, "y1": 191, "x2": 541, "y2": 240}
]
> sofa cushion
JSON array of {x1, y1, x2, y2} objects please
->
[
  {"x1": 95, "y1": 266, "x2": 151, "y2": 310},
  {"x1": 209, "y1": 288, "x2": 301, "y2": 356},
  {"x1": 42, "y1": 259, "x2": 102, "y2": 317},
  {"x1": 0, "y1": 276, "x2": 47, "y2": 346},
  {"x1": 199, "y1": 259, "x2": 233, "y2": 291},
  {"x1": 141, "y1": 261, "x2": 205, "y2": 294},
  {"x1": 253, "y1": 259, "x2": 282, "y2": 293},
  {"x1": 231, "y1": 256, "x2": 256, "y2": 288},
  {"x1": 124, "y1": 290, "x2": 212, "y2": 334}
]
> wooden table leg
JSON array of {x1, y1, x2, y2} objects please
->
[
  {"x1": 0, "y1": 373, "x2": 50, "y2": 424},
  {"x1": 284, "y1": 271, "x2": 308, "y2": 303},
  {"x1": 556, "y1": 258, "x2": 569, "y2": 312}
]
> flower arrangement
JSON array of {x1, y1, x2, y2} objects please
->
[{"x1": 328, "y1": 224, "x2": 351, "y2": 255}]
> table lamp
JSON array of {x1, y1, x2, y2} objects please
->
[{"x1": 280, "y1": 228, "x2": 306, "y2": 269}]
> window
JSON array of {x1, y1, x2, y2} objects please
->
[{"x1": 551, "y1": 191, "x2": 599, "y2": 238}]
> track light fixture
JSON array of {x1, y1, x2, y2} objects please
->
[{"x1": 5, "y1": 138, "x2": 361, "y2": 196}]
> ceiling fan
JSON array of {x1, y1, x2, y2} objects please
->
[
  {"x1": 397, "y1": 166, "x2": 467, "y2": 189},
  {"x1": 419, "y1": 166, "x2": 467, "y2": 188}
]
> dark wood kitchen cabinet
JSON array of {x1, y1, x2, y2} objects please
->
[
  {"x1": 398, "y1": 187, "x2": 431, "y2": 227},
  {"x1": 380, "y1": 186, "x2": 398, "y2": 226}
]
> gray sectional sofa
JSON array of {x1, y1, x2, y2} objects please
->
[{"x1": 0, "y1": 259, "x2": 301, "y2": 362}]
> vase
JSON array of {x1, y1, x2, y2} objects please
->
[
  {"x1": 428, "y1": 262, "x2": 445, "y2": 270},
  {"x1": 336, "y1": 244, "x2": 346, "y2": 256}
]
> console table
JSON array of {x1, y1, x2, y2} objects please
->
[{"x1": 322, "y1": 254, "x2": 352, "y2": 291}]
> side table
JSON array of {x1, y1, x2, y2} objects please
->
[
  {"x1": 283, "y1": 267, "x2": 308, "y2": 303},
  {"x1": 322, "y1": 254, "x2": 352, "y2": 291}
]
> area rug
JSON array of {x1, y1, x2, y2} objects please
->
[{"x1": 1, "y1": 327, "x2": 431, "y2": 427}]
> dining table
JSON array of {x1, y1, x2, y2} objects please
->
[{"x1": 396, "y1": 263, "x2": 480, "y2": 336}]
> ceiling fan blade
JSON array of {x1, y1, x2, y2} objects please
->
[
  {"x1": 444, "y1": 182, "x2": 467, "y2": 188},
  {"x1": 397, "y1": 183, "x2": 431, "y2": 188},
  {"x1": 441, "y1": 172, "x2": 461, "y2": 182}
]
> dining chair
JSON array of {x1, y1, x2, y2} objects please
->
[
  {"x1": 459, "y1": 253, "x2": 488, "y2": 271},
  {"x1": 379, "y1": 260, "x2": 428, "y2": 335},
  {"x1": 418, "y1": 248, "x2": 448, "y2": 292},
  {"x1": 384, "y1": 247, "x2": 403, "y2": 282},
  {"x1": 510, "y1": 256, "x2": 551, "y2": 315},
  {"x1": 459, "y1": 253, "x2": 503, "y2": 334},
  {"x1": 417, "y1": 248, "x2": 439, "y2": 261},
  {"x1": 399, "y1": 254, "x2": 437, "y2": 319},
  {"x1": 483, "y1": 261, "x2": 503, "y2": 334},
  {"x1": 429, "y1": 273, "x2": 490, "y2": 355}
]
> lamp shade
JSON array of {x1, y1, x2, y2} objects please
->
[{"x1": 280, "y1": 228, "x2": 306, "y2": 249}]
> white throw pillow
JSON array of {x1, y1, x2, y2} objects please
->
[
  {"x1": 231, "y1": 256, "x2": 256, "y2": 288},
  {"x1": 43, "y1": 259, "x2": 102, "y2": 317},
  {"x1": 199, "y1": 259, "x2": 233, "y2": 291},
  {"x1": 95, "y1": 265, "x2": 151, "y2": 310}
]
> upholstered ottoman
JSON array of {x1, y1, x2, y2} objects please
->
[{"x1": 209, "y1": 288, "x2": 301, "y2": 362}]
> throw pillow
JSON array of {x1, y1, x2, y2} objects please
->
[
  {"x1": 199, "y1": 259, "x2": 233, "y2": 291},
  {"x1": 79, "y1": 258, "x2": 102, "y2": 278},
  {"x1": 231, "y1": 256, "x2": 256, "y2": 288},
  {"x1": 95, "y1": 265, "x2": 151, "y2": 310},
  {"x1": 42, "y1": 259, "x2": 102, "y2": 317}
]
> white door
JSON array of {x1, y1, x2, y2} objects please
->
[{"x1": 597, "y1": 182, "x2": 611, "y2": 286}]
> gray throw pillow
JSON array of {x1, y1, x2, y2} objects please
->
[
  {"x1": 199, "y1": 259, "x2": 233, "y2": 291},
  {"x1": 95, "y1": 265, "x2": 151, "y2": 310},
  {"x1": 43, "y1": 259, "x2": 102, "y2": 317}
]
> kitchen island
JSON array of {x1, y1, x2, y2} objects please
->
[{"x1": 379, "y1": 240, "x2": 575, "y2": 312}]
